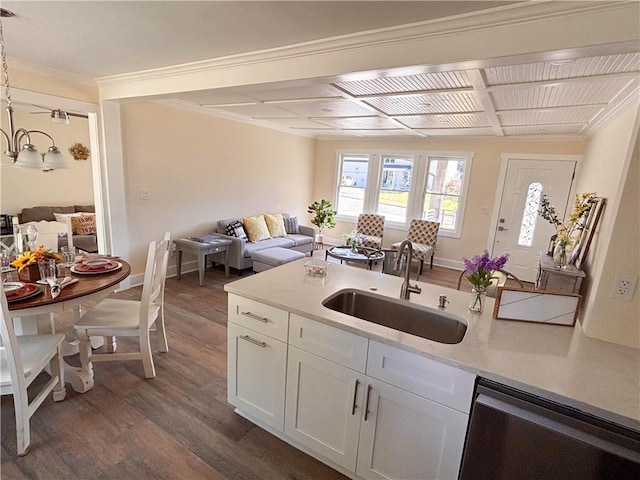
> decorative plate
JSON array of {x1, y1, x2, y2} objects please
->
[
  {"x1": 71, "y1": 261, "x2": 122, "y2": 275},
  {"x1": 6, "y1": 283, "x2": 44, "y2": 303}
]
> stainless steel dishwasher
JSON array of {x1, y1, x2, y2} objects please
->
[{"x1": 459, "y1": 378, "x2": 640, "y2": 479}]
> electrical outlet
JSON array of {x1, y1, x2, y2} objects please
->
[{"x1": 610, "y1": 275, "x2": 637, "y2": 301}]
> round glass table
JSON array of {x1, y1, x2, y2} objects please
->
[{"x1": 325, "y1": 246, "x2": 384, "y2": 270}]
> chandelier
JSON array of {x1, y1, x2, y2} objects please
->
[{"x1": 0, "y1": 8, "x2": 67, "y2": 170}]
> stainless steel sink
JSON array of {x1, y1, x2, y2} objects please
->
[{"x1": 322, "y1": 288, "x2": 467, "y2": 344}]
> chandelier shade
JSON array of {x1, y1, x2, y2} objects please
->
[
  {"x1": 13, "y1": 144, "x2": 43, "y2": 169},
  {"x1": 43, "y1": 146, "x2": 69, "y2": 170}
]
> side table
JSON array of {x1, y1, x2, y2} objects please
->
[
  {"x1": 536, "y1": 253, "x2": 585, "y2": 294},
  {"x1": 174, "y1": 237, "x2": 232, "y2": 286}
]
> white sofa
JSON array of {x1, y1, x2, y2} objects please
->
[{"x1": 213, "y1": 214, "x2": 315, "y2": 272}]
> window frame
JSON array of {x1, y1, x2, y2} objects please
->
[{"x1": 334, "y1": 150, "x2": 474, "y2": 238}]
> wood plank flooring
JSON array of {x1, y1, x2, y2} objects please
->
[{"x1": 1, "y1": 250, "x2": 489, "y2": 479}]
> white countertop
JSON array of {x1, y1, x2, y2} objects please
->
[{"x1": 224, "y1": 258, "x2": 640, "y2": 431}]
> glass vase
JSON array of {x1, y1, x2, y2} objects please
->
[
  {"x1": 553, "y1": 242, "x2": 569, "y2": 269},
  {"x1": 469, "y1": 287, "x2": 486, "y2": 313}
]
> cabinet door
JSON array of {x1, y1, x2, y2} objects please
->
[
  {"x1": 227, "y1": 323, "x2": 287, "y2": 431},
  {"x1": 285, "y1": 346, "x2": 364, "y2": 471},
  {"x1": 357, "y1": 378, "x2": 469, "y2": 480}
]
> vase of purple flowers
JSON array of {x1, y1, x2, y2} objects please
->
[{"x1": 463, "y1": 250, "x2": 510, "y2": 313}]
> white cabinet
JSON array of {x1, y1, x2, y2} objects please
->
[
  {"x1": 356, "y1": 377, "x2": 469, "y2": 480},
  {"x1": 227, "y1": 295, "x2": 475, "y2": 480},
  {"x1": 285, "y1": 320, "x2": 474, "y2": 480},
  {"x1": 285, "y1": 346, "x2": 364, "y2": 470},
  {"x1": 358, "y1": 341, "x2": 475, "y2": 480},
  {"x1": 227, "y1": 294, "x2": 288, "y2": 431}
]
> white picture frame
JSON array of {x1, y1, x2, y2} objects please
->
[{"x1": 493, "y1": 287, "x2": 582, "y2": 326}]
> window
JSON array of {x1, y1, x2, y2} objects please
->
[
  {"x1": 336, "y1": 153, "x2": 369, "y2": 217},
  {"x1": 421, "y1": 156, "x2": 470, "y2": 235},
  {"x1": 377, "y1": 155, "x2": 414, "y2": 223},
  {"x1": 517, "y1": 182, "x2": 542, "y2": 247},
  {"x1": 335, "y1": 150, "x2": 473, "y2": 237}
]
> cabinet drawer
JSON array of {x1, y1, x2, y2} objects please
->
[
  {"x1": 289, "y1": 314, "x2": 368, "y2": 372},
  {"x1": 228, "y1": 294, "x2": 289, "y2": 341},
  {"x1": 366, "y1": 340, "x2": 475, "y2": 414}
]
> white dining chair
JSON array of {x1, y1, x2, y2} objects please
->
[
  {"x1": 0, "y1": 292, "x2": 67, "y2": 456},
  {"x1": 74, "y1": 232, "x2": 171, "y2": 379},
  {"x1": 13, "y1": 217, "x2": 73, "y2": 253}
]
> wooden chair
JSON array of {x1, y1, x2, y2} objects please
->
[
  {"x1": 12, "y1": 217, "x2": 73, "y2": 253},
  {"x1": 74, "y1": 232, "x2": 171, "y2": 379},
  {"x1": 390, "y1": 219, "x2": 439, "y2": 280},
  {"x1": 456, "y1": 268, "x2": 524, "y2": 297},
  {"x1": 0, "y1": 292, "x2": 66, "y2": 456},
  {"x1": 356, "y1": 214, "x2": 385, "y2": 249}
]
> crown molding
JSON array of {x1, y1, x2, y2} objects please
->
[{"x1": 583, "y1": 87, "x2": 640, "y2": 138}]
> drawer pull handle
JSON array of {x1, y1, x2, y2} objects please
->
[
  {"x1": 351, "y1": 379, "x2": 360, "y2": 415},
  {"x1": 241, "y1": 311, "x2": 269, "y2": 323},
  {"x1": 364, "y1": 384, "x2": 372, "y2": 421},
  {"x1": 240, "y1": 335, "x2": 266, "y2": 348}
]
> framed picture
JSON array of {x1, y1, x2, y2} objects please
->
[
  {"x1": 574, "y1": 197, "x2": 606, "y2": 270},
  {"x1": 493, "y1": 287, "x2": 582, "y2": 326}
]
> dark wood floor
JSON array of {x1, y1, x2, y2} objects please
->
[{"x1": 1, "y1": 251, "x2": 473, "y2": 479}]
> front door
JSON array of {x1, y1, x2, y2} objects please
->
[{"x1": 492, "y1": 157, "x2": 577, "y2": 283}]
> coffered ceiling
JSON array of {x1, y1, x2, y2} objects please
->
[
  {"x1": 3, "y1": 1, "x2": 639, "y2": 140},
  {"x1": 168, "y1": 52, "x2": 640, "y2": 138}
]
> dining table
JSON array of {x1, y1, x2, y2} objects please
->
[{"x1": 7, "y1": 259, "x2": 131, "y2": 393}]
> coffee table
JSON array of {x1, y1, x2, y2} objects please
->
[{"x1": 325, "y1": 246, "x2": 384, "y2": 270}]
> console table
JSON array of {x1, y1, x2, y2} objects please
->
[
  {"x1": 536, "y1": 253, "x2": 585, "y2": 294},
  {"x1": 174, "y1": 237, "x2": 232, "y2": 286}
]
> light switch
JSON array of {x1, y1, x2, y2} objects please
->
[
  {"x1": 480, "y1": 207, "x2": 489, "y2": 215},
  {"x1": 140, "y1": 189, "x2": 151, "y2": 200}
]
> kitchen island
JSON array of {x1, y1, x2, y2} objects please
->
[
  {"x1": 225, "y1": 257, "x2": 639, "y2": 430},
  {"x1": 225, "y1": 258, "x2": 639, "y2": 478}
]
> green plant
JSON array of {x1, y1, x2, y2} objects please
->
[
  {"x1": 539, "y1": 192, "x2": 596, "y2": 245},
  {"x1": 307, "y1": 199, "x2": 336, "y2": 234}
]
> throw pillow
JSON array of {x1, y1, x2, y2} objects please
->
[
  {"x1": 242, "y1": 215, "x2": 271, "y2": 242},
  {"x1": 263, "y1": 213, "x2": 287, "y2": 238},
  {"x1": 283, "y1": 216, "x2": 300, "y2": 235},
  {"x1": 54, "y1": 212, "x2": 83, "y2": 234},
  {"x1": 225, "y1": 220, "x2": 248, "y2": 241},
  {"x1": 72, "y1": 214, "x2": 97, "y2": 235}
]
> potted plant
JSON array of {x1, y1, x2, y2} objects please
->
[
  {"x1": 538, "y1": 192, "x2": 596, "y2": 268},
  {"x1": 307, "y1": 199, "x2": 336, "y2": 245}
]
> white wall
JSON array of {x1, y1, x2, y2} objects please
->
[
  {"x1": 119, "y1": 101, "x2": 316, "y2": 273},
  {"x1": 576, "y1": 105, "x2": 640, "y2": 348}
]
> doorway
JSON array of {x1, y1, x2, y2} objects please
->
[
  {"x1": 490, "y1": 154, "x2": 578, "y2": 283},
  {"x1": 4, "y1": 88, "x2": 106, "y2": 252}
]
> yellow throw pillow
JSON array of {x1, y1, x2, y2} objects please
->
[
  {"x1": 242, "y1": 215, "x2": 271, "y2": 242},
  {"x1": 263, "y1": 213, "x2": 287, "y2": 238},
  {"x1": 71, "y1": 213, "x2": 97, "y2": 235}
]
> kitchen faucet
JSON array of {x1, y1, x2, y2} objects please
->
[{"x1": 397, "y1": 239, "x2": 422, "y2": 299}]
